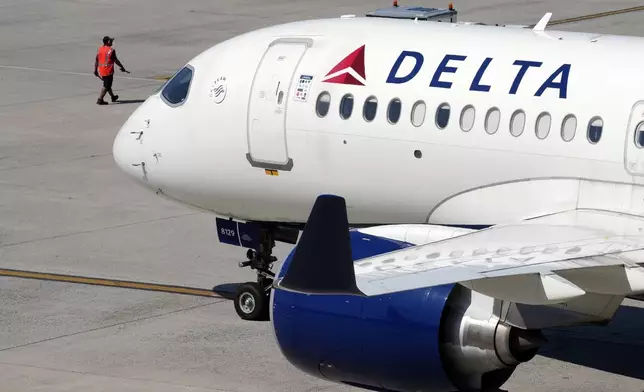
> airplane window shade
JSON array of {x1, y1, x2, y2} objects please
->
[
  {"x1": 561, "y1": 114, "x2": 577, "y2": 142},
  {"x1": 363, "y1": 96, "x2": 378, "y2": 122},
  {"x1": 460, "y1": 105, "x2": 475, "y2": 132},
  {"x1": 635, "y1": 122, "x2": 644, "y2": 148},
  {"x1": 510, "y1": 110, "x2": 526, "y2": 137},
  {"x1": 484, "y1": 108, "x2": 500, "y2": 134},
  {"x1": 411, "y1": 101, "x2": 426, "y2": 127},
  {"x1": 161, "y1": 66, "x2": 193, "y2": 106},
  {"x1": 315, "y1": 92, "x2": 331, "y2": 117},
  {"x1": 535, "y1": 112, "x2": 551, "y2": 139},
  {"x1": 339, "y1": 94, "x2": 354, "y2": 119},
  {"x1": 387, "y1": 98, "x2": 402, "y2": 124},
  {"x1": 588, "y1": 117, "x2": 603, "y2": 144},
  {"x1": 436, "y1": 103, "x2": 450, "y2": 129}
]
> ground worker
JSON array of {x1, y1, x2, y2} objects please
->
[{"x1": 94, "y1": 36, "x2": 128, "y2": 105}]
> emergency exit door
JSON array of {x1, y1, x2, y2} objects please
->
[
  {"x1": 625, "y1": 101, "x2": 644, "y2": 175},
  {"x1": 246, "y1": 38, "x2": 312, "y2": 170}
]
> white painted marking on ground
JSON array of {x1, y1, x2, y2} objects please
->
[{"x1": 0, "y1": 65, "x2": 164, "y2": 82}]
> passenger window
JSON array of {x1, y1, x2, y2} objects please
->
[
  {"x1": 411, "y1": 101, "x2": 426, "y2": 127},
  {"x1": 161, "y1": 66, "x2": 193, "y2": 106},
  {"x1": 635, "y1": 122, "x2": 644, "y2": 148},
  {"x1": 315, "y1": 92, "x2": 331, "y2": 117},
  {"x1": 436, "y1": 103, "x2": 450, "y2": 129},
  {"x1": 510, "y1": 110, "x2": 526, "y2": 137},
  {"x1": 387, "y1": 98, "x2": 402, "y2": 124},
  {"x1": 485, "y1": 107, "x2": 500, "y2": 134},
  {"x1": 561, "y1": 114, "x2": 577, "y2": 142},
  {"x1": 339, "y1": 94, "x2": 354, "y2": 119},
  {"x1": 460, "y1": 105, "x2": 475, "y2": 132},
  {"x1": 588, "y1": 117, "x2": 603, "y2": 144},
  {"x1": 535, "y1": 112, "x2": 551, "y2": 139},
  {"x1": 363, "y1": 96, "x2": 378, "y2": 122}
]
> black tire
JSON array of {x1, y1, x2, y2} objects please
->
[{"x1": 234, "y1": 282, "x2": 268, "y2": 321}]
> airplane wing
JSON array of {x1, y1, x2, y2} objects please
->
[
  {"x1": 353, "y1": 208, "x2": 644, "y2": 304},
  {"x1": 277, "y1": 195, "x2": 644, "y2": 305}
]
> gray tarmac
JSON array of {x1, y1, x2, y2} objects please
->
[{"x1": 1, "y1": 0, "x2": 644, "y2": 391}]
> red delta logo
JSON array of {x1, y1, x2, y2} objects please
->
[{"x1": 322, "y1": 45, "x2": 366, "y2": 86}]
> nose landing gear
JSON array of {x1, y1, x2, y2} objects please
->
[
  {"x1": 215, "y1": 218, "x2": 299, "y2": 321},
  {"x1": 233, "y1": 229, "x2": 276, "y2": 321},
  {"x1": 234, "y1": 281, "x2": 271, "y2": 320}
]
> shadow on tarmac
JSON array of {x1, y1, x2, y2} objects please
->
[{"x1": 539, "y1": 302, "x2": 644, "y2": 380}]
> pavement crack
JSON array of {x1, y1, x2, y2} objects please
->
[
  {"x1": 0, "y1": 299, "x2": 227, "y2": 353},
  {"x1": 0, "y1": 81, "x2": 160, "y2": 109},
  {"x1": 0, "y1": 152, "x2": 113, "y2": 172},
  {"x1": 0, "y1": 212, "x2": 200, "y2": 248},
  {"x1": 0, "y1": 361, "x2": 236, "y2": 392}
]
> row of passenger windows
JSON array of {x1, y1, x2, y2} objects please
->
[{"x1": 315, "y1": 92, "x2": 604, "y2": 144}]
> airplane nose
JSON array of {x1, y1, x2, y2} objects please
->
[{"x1": 112, "y1": 116, "x2": 142, "y2": 181}]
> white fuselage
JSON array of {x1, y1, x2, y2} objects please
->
[{"x1": 112, "y1": 16, "x2": 644, "y2": 227}]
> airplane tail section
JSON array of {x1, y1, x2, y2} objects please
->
[{"x1": 276, "y1": 195, "x2": 365, "y2": 296}]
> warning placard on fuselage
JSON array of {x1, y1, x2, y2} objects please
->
[{"x1": 294, "y1": 75, "x2": 313, "y2": 102}]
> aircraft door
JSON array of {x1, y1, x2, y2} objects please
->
[
  {"x1": 246, "y1": 38, "x2": 312, "y2": 170},
  {"x1": 624, "y1": 101, "x2": 644, "y2": 175}
]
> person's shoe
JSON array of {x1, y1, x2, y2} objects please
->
[
  {"x1": 111, "y1": 95, "x2": 119, "y2": 102},
  {"x1": 96, "y1": 99, "x2": 108, "y2": 105}
]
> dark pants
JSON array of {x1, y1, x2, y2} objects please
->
[{"x1": 102, "y1": 74, "x2": 114, "y2": 89}]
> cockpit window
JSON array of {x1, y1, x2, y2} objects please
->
[{"x1": 161, "y1": 65, "x2": 193, "y2": 106}]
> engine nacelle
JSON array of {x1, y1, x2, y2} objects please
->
[{"x1": 271, "y1": 229, "x2": 543, "y2": 392}]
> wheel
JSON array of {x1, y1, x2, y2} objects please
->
[{"x1": 234, "y1": 282, "x2": 269, "y2": 321}]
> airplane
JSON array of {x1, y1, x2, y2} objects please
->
[{"x1": 111, "y1": 4, "x2": 644, "y2": 391}]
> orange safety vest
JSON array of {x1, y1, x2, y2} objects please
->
[{"x1": 97, "y1": 45, "x2": 114, "y2": 77}]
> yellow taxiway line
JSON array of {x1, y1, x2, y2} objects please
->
[
  {"x1": 1, "y1": 267, "x2": 642, "y2": 303},
  {"x1": 547, "y1": 5, "x2": 644, "y2": 26},
  {"x1": 0, "y1": 268, "x2": 222, "y2": 298}
]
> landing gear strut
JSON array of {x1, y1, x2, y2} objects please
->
[
  {"x1": 234, "y1": 228, "x2": 277, "y2": 321},
  {"x1": 215, "y1": 218, "x2": 299, "y2": 321}
]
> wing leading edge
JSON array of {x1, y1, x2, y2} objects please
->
[{"x1": 278, "y1": 195, "x2": 644, "y2": 305}]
